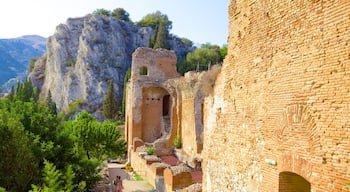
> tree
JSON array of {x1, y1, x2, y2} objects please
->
[
  {"x1": 30, "y1": 160, "x2": 86, "y2": 192},
  {"x1": 93, "y1": 8, "x2": 111, "y2": 17},
  {"x1": 0, "y1": 110, "x2": 39, "y2": 191},
  {"x1": 46, "y1": 90, "x2": 57, "y2": 115},
  {"x1": 176, "y1": 43, "x2": 227, "y2": 74},
  {"x1": 137, "y1": 11, "x2": 172, "y2": 49},
  {"x1": 103, "y1": 80, "x2": 118, "y2": 119},
  {"x1": 153, "y1": 21, "x2": 169, "y2": 49},
  {"x1": 137, "y1": 11, "x2": 172, "y2": 31},
  {"x1": 112, "y1": 8, "x2": 131, "y2": 22},
  {"x1": 70, "y1": 112, "x2": 126, "y2": 160}
]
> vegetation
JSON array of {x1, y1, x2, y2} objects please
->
[
  {"x1": 0, "y1": 80, "x2": 126, "y2": 191},
  {"x1": 111, "y1": 8, "x2": 131, "y2": 22},
  {"x1": 138, "y1": 11, "x2": 172, "y2": 49},
  {"x1": 122, "y1": 68, "x2": 131, "y2": 116},
  {"x1": 173, "y1": 135, "x2": 182, "y2": 149},
  {"x1": 146, "y1": 146, "x2": 154, "y2": 155},
  {"x1": 103, "y1": 80, "x2": 118, "y2": 119},
  {"x1": 93, "y1": 8, "x2": 111, "y2": 17},
  {"x1": 176, "y1": 43, "x2": 228, "y2": 75}
]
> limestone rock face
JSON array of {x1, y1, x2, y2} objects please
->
[{"x1": 29, "y1": 14, "x2": 193, "y2": 119}]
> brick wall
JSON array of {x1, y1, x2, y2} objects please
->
[{"x1": 203, "y1": 1, "x2": 350, "y2": 191}]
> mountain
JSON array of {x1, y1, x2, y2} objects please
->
[
  {"x1": 0, "y1": 35, "x2": 46, "y2": 91},
  {"x1": 28, "y1": 14, "x2": 193, "y2": 119}
]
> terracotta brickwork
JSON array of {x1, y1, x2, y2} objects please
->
[{"x1": 202, "y1": 1, "x2": 350, "y2": 192}]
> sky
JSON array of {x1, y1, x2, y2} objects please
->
[{"x1": 0, "y1": 0, "x2": 229, "y2": 46}]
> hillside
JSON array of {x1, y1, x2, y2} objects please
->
[
  {"x1": 0, "y1": 35, "x2": 46, "y2": 90},
  {"x1": 28, "y1": 14, "x2": 193, "y2": 119}
]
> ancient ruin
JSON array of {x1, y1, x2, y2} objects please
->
[{"x1": 125, "y1": 1, "x2": 350, "y2": 191}]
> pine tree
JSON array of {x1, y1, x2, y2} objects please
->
[{"x1": 103, "y1": 80, "x2": 118, "y2": 119}]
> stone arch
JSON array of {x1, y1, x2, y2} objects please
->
[
  {"x1": 141, "y1": 86, "x2": 172, "y2": 142},
  {"x1": 275, "y1": 104, "x2": 320, "y2": 154},
  {"x1": 279, "y1": 171, "x2": 311, "y2": 192}
]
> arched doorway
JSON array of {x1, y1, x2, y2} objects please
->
[{"x1": 279, "y1": 171, "x2": 310, "y2": 192}]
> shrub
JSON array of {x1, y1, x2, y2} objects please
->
[
  {"x1": 146, "y1": 147, "x2": 154, "y2": 155},
  {"x1": 173, "y1": 135, "x2": 182, "y2": 149}
]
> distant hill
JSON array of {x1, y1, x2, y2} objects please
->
[{"x1": 0, "y1": 35, "x2": 46, "y2": 91}]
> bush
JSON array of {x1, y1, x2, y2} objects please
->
[
  {"x1": 173, "y1": 135, "x2": 182, "y2": 149},
  {"x1": 146, "y1": 147, "x2": 154, "y2": 155}
]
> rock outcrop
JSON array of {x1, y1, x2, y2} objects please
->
[{"x1": 29, "y1": 14, "x2": 193, "y2": 119}]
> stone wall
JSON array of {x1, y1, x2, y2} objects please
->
[{"x1": 203, "y1": 1, "x2": 350, "y2": 192}]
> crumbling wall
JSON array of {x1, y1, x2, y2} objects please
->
[
  {"x1": 125, "y1": 48, "x2": 180, "y2": 148},
  {"x1": 171, "y1": 66, "x2": 221, "y2": 157},
  {"x1": 203, "y1": 1, "x2": 350, "y2": 191}
]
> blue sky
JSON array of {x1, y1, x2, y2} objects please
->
[{"x1": 0, "y1": 0, "x2": 229, "y2": 46}]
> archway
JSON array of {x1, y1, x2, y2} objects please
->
[
  {"x1": 279, "y1": 172, "x2": 310, "y2": 192},
  {"x1": 141, "y1": 86, "x2": 171, "y2": 142}
]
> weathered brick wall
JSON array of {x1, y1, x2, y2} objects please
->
[
  {"x1": 203, "y1": 1, "x2": 350, "y2": 191},
  {"x1": 125, "y1": 47, "x2": 179, "y2": 146}
]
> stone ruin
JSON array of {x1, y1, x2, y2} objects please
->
[
  {"x1": 125, "y1": 47, "x2": 218, "y2": 191},
  {"x1": 125, "y1": 1, "x2": 350, "y2": 191}
]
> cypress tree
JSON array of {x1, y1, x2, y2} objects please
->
[
  {"x1": 103, "y1": 80, "x2": 118, "y2": 119},
  {"x1": 153, "y1": 21, "x2": 168, "y2": 49},
  {"x1": 46, "y1": 90, "x2": 57, "y2": 115}
]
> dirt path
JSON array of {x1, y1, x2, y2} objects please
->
[{"x1": 107, "y1": 163, "x2": 155, "y2": 192}]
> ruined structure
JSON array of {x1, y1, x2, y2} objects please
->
[
  {"x1": 125, "y1": 47, "x2": 219, "y2": 191},
  {"x1": 125, "y1": 1, "x2": 350, "y2": 191},
  {"x1": 202, "y1": 1, "x2": 350, "y2": 191}
]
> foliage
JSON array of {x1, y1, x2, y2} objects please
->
[
  {"x1": 68, "y1": 112, "x2": 126, "y2": 160},
  {"x1": 176, "y1": 43, "x2": 227, "y2": 75},
  {"x1": 46, "y1": 90, "x2": 57, "y2": 115},
  {"x1": 181, "y1": 37, "x2": 193, "y2": 47},
  {"x1": 0, "y1": 109, "x2": 39, "y2": 191},
  {"x1": 0, "y1": 81, "x2": 127, "y2": 191},
  {"x1": 65, "y1": 98, "x2": 85, "y2": 119},
  {"x1": 146, "y1": 146, "x2": 154, "y2": 155},
  {"x1": 112, "y1": 8, "x2": 131, "y2": 22},
  {"x1": 122, "y1": 68, "x2": 131, "y2": 116},
  {"x1": 29, "y1": 57, "x2": 39, "y2": 72},
  {"x1": 30, "y1": 160, "x2": 86, "y2": 192},
  {"x1": 137, "y1": 11, "x2": 172, "y2": 31},
  {"x1": 173, "y1": 135, "x2": 182, "y2": 149},
  {"x1": 93, "y1": 8, "x2": 111, "y2": 17},
  {"x1": 133, "y1": 173, "x2": 143, "y2": 181},
  {"x1": 153, "y1": 21, "x2": 169, "y2": 49},
  {"x1": 103, "y1": 80, "x2": 118, "y2": 119},
  {"x1": 138, "y1": 11, "x2": 172, "y2": 49}
]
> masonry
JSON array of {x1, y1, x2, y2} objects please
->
[{"x1": 202, "y1": 0, "x2": 350, "y2": 191}]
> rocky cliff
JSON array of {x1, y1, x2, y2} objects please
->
[
  {"x1": 0, "y1": 35, "x2": 46, "y2": 90},
  {"x1": 29, "y1": 14, "x2": 193, "y2": 118}
]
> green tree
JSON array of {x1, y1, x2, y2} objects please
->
[
  {"x1": 30, "y1": 160, "x2": 86, "y2": 192},
  {"x1": 70, "y1": 112, "x2": 126, "y2": 160},
  {"x1": 153, "y1": 21, "x2": 169, "y2": 49},
  {"x1": 93, "y1": 8, "x2": 111, "y2": 17},
  {"x1": 0, "y1": 110, "x2": 39, "y2": 191},
  {"x1": 186, "y1": 47, "x2": 220, "y2": 70},
  {"x1": 111, "y1": 8, "x2": 131, "y2": 22},
  {"x1": 219, "y1": 44, "x2": 228, "y2": 61},
  {"x1": 103, "y1": 80, "x2": 118, "y2": 119},
  {"x1": 46, "y1": 90, "x2": 57, "y2": 115},
  {"x1": 137, "y1": 11, "x2": 172, "y2": 31},
  {"x1": 138, "y1": 11, "x2": 172, "y2": 49}
]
